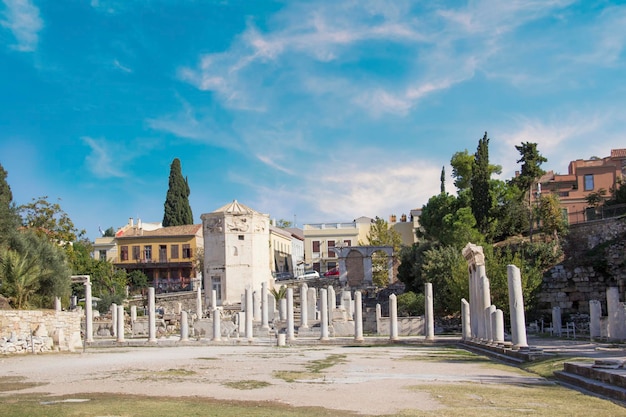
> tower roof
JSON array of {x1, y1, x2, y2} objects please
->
[{"x1": 212, "y1": 200, "x2": 259, "y2": 215}]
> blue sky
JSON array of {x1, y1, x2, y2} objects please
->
[{"x1": 1, "y1": 0, "x2": 625, "y2": 240}]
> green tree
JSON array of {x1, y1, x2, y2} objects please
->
[
  {"x1": 162, "y1": 158, "x2": 194, "y2": 227},
  {"x1": 585, "y1": 188, "x2": 607, "y2": 209},
  {"x1": 0, "y1": 247, "x2": 44, "y2": 309},
  {"x1": 19, "y1": 196, "x2": 85, "y2": 244},
  {"x1": 538, "y1": 194, "x2": 568, "y2": 244},
  {"x1": 607, "y1": 178, "x2": 626, "y2": 205},
  {"x1": 361, "y1": 217, "x2": 402, "y2": 287},
  {"x1": 275, "y1": 219, "x2": 293, "y2": 228},
  {"x1": 396, "y1": 291, "x2": 424, "y2": 316},
  {"x1": 0, "y1": 164, "x2": 20, "y2": 245},
  {"x1": 397, "y1": 242, "x2": 434, "y2": 293},
  {"x1": 450, "y1": 150, "x2": 474, "y2": 191},
  {"x1": 418, "y1": 193, "x2": 457, "y2": 243},
  {"x1": 440, "y1": 166, "x2": 446, "y2": 194},
  {"x1": 128, "y1": 270, "x2": 149, "y2": 295},
  {"x1": 103, "y1": 227, "x2": 116, "y2": 237},
  {"x1": 421, "y1": 245, "x2": 468, "y2": 314},
  {"x1": 471, "y1": 132, "x2": 493, "y2": 234},
  {"x1": 511, "y1": 142, "x2": 547, "y2": 196}
]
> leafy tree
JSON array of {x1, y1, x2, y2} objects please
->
[
  {"x1": 538, "y1": 194, "x2": 568, "y2": 244},
  {"x1": 488, "y1": 180, "x2": 529, "y2": 242},
  {"x1": 397, "y1": 242, "x2": 434, "y2": 293},
  {"x1": 0, "y1": 247, "x2": 45, "y2": 309},
  {"x1": 440, "y1": 166, "x2": 446, "y2": 194},
  {"x1": 162, "y1": 158, "x2": 194, "y2": 227},
  {"x1": 440, "y1": 207, "x2": 485, "y2": 249},
  {"x1": 0, "y1": 164, "x2": 20, "y2": 245},
  {"x1": 269, "y1": 285, "x2": 287, "y2": 300},
  {"x1": 418, "y1": 193, "x2": 457, "y2": 243},
  {"x1": 450, "y1": 150, "x2": 474, "y2": 191},
  {"x1": 471, "y1": 132, "x2": 493, "y2": 234},
  {"x1": 607, "y1": 178, "x2": 626, "y2": 205},
  {"x1": 128, "y1": 270, "x2": 149, "y2": 295},
  {"x1": 19, "y1": 196, "x2": 85, "y2": 244},
  {"x1": 396, "y1": 291, "x2": 424, "y2": 316},
  {"x1": 585, "y1": 188, "x2": 607, "y2": 208},
  {"x1": 361, "y1": 217, "x2": 402, "y2": 287},
  {"x1": 511, "y1": 142, "x2": 547, "y2": 196},
  {"x1": 421, "y1": 245, "x2": 468, "y2": 314},
  {"x1": 275, "y1": 219, "x2": 293, "y2": 228},
  {"x1": 103, "y1": 227, "x2": 116, "y2": 237}
]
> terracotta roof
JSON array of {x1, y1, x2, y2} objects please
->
[
  {"x1": 611, "y1": 149, "x2": 626, "y2": 158},
  {"x1": 117, "y1": 224, "x2": 202, "y2": 238}
]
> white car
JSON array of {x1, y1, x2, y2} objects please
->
[{"x1": 296, "y1": 270, "x2": 320, "y2": 280}]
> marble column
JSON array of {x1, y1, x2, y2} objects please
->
[
  {"x1": 253, "y1": 290, "x2": 261, "y2": 322},
  {"x1": 342, "y1": 291, "x2": 353, "y2": 318},
  {"x1": 84, "y1": 281, "x2": 94, "y2": 343},
  {"x1": 116, "y1": 305, "x2": 125, "y2": 342},
  {"x1": 287, "y1": 287, "x2": 295, "y2": 341},
  {"x1": 54, "y1": 297, "x2": 62, "y2": 312},
  {"x1": 607, "y1": 287, "x2": 620, "y2": 339},
  {"x1": 507, "y1": 265, "x2": 528, "y2": 348},
  {"x1": 245, "y1": 287, "x2": 253, "y2": 341},
  {"x1": 300, "y1": 282, "x2": 309, "y2": 330},
  {"x1": 424, "y1": 283, "x2": 434, "y2": 340},
  {"x1": 211, "y1": 289, "x2": 217, "y2": 310},
  {"x1": 131, "y1": 305, "x2": 137, "y2": 321},
  {"x1": 279, "y1": 298, "x2": 287, "y2": 321},
  {"x1": 196, "y1": 286, "x2": 203, "y2": 319},
  {"x1": 148, "y1": 287, "x2": 157, "y2": 343},
  {"x1": 212, "y1": 308, "x2": 222, "y2": 341},
  {"x1": 478, "y1": 265, "x2": 491, "y2": 341},
  {"x1": 267, "y1": 293, "x2": 276, "y2": 321},
  {"x1": 494, "y1": 309, "x2": 504, "y2": 344},
  {"x1": 319, "y1": 288, "x2": 329, "y2": 341},
  {"x1": 389, "y1": 294, "x2": 398, "y2": 341},
  {"x1": 180, "y1": 310, "x2": 189, "y2": 342},
  {"x1": 589, "y1": 299, "x2": 601, "y2": 340},
  {"x1": 354, "y1": 291, "x2": 363, "y2": 341},
  {"x1": 307, "y1": 287, "x2": 317, "y2": 321},
  {"x1": 111, "y1": 303, "x2": 118, "y2": 338},
  {"x1": 71, "y1": 295, "x2": 77, "y2": 310},
  {"x1": 486, "y1": 305, "x2": 496, "y2": 343},
  {"x1": 552, "y1": 306, "x2": 562, "y2": 337},
  {"x1": 461, "y1": 298, "x2": 471, "y2": 341},
  {"x1": 328, "y1": 285, "x2": 336, "y2": 311},
  {"x1": 261, "y1": 283, "x2": 269, "y2": 330}
]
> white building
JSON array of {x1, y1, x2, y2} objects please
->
[{"x1": 201, "y1": 200, "x2": 271, "y2": 305}]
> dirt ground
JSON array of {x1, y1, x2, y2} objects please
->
[{"x1": 0, "y1": 342, "x2": 550, "y2": 415}]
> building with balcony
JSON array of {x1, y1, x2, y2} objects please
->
[
  {"x1": 284, "y1": 227, "x2": 305, "y2": 278},
  {"x1": 535, "y1": 149, "x2": 626, "y2": 224},
  {"x1": 113, "y1": 221, "x2": 203, "y2": 293},
  {"x1": 270, "y1": 225, "x2": 293, "y2": 275}
]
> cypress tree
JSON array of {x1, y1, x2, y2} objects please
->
[
  {"x1": 440, "y1": 166, "x2": 446, "y2": 194},
  {"x1": 0, "y1": 164, "x2": 20, "y2": 244},
  {"x1": 471, "y1": 132, "x2": 492, "y2": 234},
  {"x1": 162, "y1": 158, "x2": 194, "y2": 227}
]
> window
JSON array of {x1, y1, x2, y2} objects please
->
[
  {"x1": 344, "y1": 240, "x2": 351, "y2": 246},
  {"x1": 159, "y1": 245, "x2": 167, "y2": 262},
  {"x1": 132, "y1": 245, "x2": 140, "y2": 260},
  {"x1": 171, "y1": 244, "x2": 179, "y2": 259},
  {"x1": 584, "y1": 174, "x2": 594, "y2": 191},
  {"x1": 144, "y1": 245, "x2": 152, "y2": 261},
  {"x1": 312, "y1": 240, "x2": 320, "y2": 253},
  {"x1": 99, "y1": 250, "x2": 107, "y2": 260},
  {"x1": 328, "y1": 240, "x2": 335, "y2": 258},
  {"x1": 313, "y1": 262, "x2": 320, "y2": 272},
  {"x1": 327, "y1": 262, "x2": 337, "y2": 270},
  {"x1": 238, "y1": 235, "x2": 244, "y2": 240},
  {"x1": 211, "y1": 276, "x2": 222, "y2": 303},
  {"x1": 182, "y1": 244, "x2": 192, "y2": 258},
  {"x1": 121, "y1": 246, "x2": 129, "y2": 261}
]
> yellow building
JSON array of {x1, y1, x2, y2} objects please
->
[{"x1": 113, "y1": 222, "x2": 203, "y2": 293}]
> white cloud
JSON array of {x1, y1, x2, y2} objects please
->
[
  {"x1": 1, "y1": 0, "x2": 43, "y2": 52},
  {"x1": 113, "y1": 59, "x2": 132, "y2": 73},
  {"x1": 82, "y1": 137, "x2": 126, "y2": 178}
]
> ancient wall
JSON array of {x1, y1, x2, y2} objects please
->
[
  {"x1": 0, "y1": 309, "x2": 83, "y2": 354},
  {"x1": 537, "y1": 216, "x2": 626, "y2": 318}
]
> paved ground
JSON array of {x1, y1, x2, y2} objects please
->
[{"x1": 1, "y1": 335, "x2": 624, "y2": 415}]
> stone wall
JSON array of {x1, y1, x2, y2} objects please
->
[
  {"x1": 537, "y1": 216, "x2": 626, "y2": 318},
  {"x1": 0, "y1": 309, "x2": 83, "y2": 354}
]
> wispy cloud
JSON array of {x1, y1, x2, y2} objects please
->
[
  {"x1": 1, "y1": 0, "x2": 43, "y2": 52},
  {"x1": 82, "y1": 137, "x2": 126, "y2": 178},
  {"x1": 113, "y1": 59, "x2": 132, "y2": 73}
]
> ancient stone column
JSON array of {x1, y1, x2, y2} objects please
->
[
  {"x1": 111, "y1": 303, "x2": 118, "y2": 338},
  {"x1": 245, "y1": 287, "x2": 253, "y2": 341},
  {"x1": 486, "y1": 305, "x2": 496, "y2": 343},
  {"x1": 424, "y1": 283, "x2": 434, "y2": 340},
  {"x1": 607, "y1": 287, "x2": 620, "y2": 339},
  {"x1": 507, "y1": 265, "x2": 528, "y2": 348},
  {"x1": 478, "y1": 267, "x2": 492, "y2": 341},
  {"x1": 461, "y1": 298, "x2": 471, "y2": 341},
  {"x1": 71, "y1": 295, "x2": 77, "y2": 310},
  {"x1": 212, "y1": 308, "x2": 222, "y2": 341},
  {"x1": 342, "y1": 291, "x2": 353, "y2": 318},
  {"x1": 211, "y1": 289, "x2": 217, "y2": 310},
  {"x1": 589, "y1": 300, "x2": 601, "y2": 340},
  {"x1": 494, "y1": 309, "x2": 504, "y2": 344},
  {"x1": 287, "y1": 287, "x2": 295, "y2": 341},
  {"x1": 148, "y1": 287, "x2": 157, "y2": 343},
  {"x1": 300, "y1": 282, "x2": 309, "y2": 330},
  {"x1": 131, "y1": 305, "x2": 137, "y2": 321},
  {"x1": 463, "y1": 243, "x2": 489, "y2": 341},
  {"x1": 84, "y1": 281, "x2": 94, "y2": 343},
  {"x1": 307, "y1": 287, "x2": 317, "y2": 321},
  {"x1": 552, "y1": 306, "x2": 562, "y2": 337},
  {"x1": 267, "y1": 293, "x2": 276, "y2": 321},
  {"x1": 55, "y1": 297, "x2": 62, "y2": 312},
  {"x1": 253, "y1": 290, "x2": 261, "y2": 322},
  {"x1": 261, "y1": 283, "x2": 269, "y2": 330},
  {"x1": 279, "y1": 298, "x2": 287, "y2": 321},
  {"x1": 180, "y1": 310, "x2": 189, "y2": 342},
  {"x1": 354, "y1": 290, "x2": 363, "y2": 341},
  {"x1": 376, "y1": 303, "x2": 382, "y2": 334},
  {"x1": 116, "y1": 305, "x2": 125, "y2": 342},
  {"x1": 389, "y1": 294, "x2": 398, "y2": 341},
  {"x1": 328, "y1": 285, "x2": 336, "y2": 311},
  {"x1": 196, "y1": 286, "x2": 203, "y2": 319},
  {"x1": 319, "y1": 288, "x2": 329, "y2": 341}
]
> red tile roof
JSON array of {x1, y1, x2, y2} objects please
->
[
  {"x1": 611, "y1": 149, "x2": 626, "y2": 158},
  {"x1": 117, "y1": 224, "x2": 202, "y2": 238}
]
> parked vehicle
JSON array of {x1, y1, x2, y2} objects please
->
[
  {"x1": 296, "y1": 270, "x2": 320, "y2": 280},
  {"x1": 323, "y1": 268, "x2": 339, "y2": 277},
  {"x1": 274, "y1": 271, "x2": 294, "y2": 281}
]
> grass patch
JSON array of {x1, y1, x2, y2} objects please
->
[
  {"x1": 397, "y1": 347, "x2": 491, "y2": 363},
  {"x1": 196, "y1": 357, "x2": 219, "y2": 360},
  {"x1": 305, "y1": 354, "x2": 347, "y2": 372},
  {"x1": 0, "y1": 393, "x2": 358, "y2": 417},
  {"x1": 0, "y1": 376, "x2": 47, "y2": 392},
  {"x1": 274, "y1": 353, "x2": 347, "y2": 383},
  {"x1": 153, "y1": 368, "x2": 196, "y2": 377},
  {"x1": 408, "y1": 382, "x2": 625, "y2": 416},
  {"x1": 222, "y1": 380, "x2": 271, "y2": 390},
  {"x1": 273, "y1": 370, "x2": 320, "y2": 383},
  {"x1": 521, "y1": 356, "x2": 594, "y2": 379}
]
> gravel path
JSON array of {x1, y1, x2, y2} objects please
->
[{"x1": 0, "y1": 343, "x2": 549, "y2": 415}]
